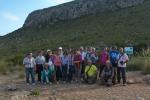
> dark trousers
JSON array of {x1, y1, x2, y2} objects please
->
[
  {"x1": 99, "y1": 64, "x2": 106, "y2": 77},
  {"x1": 68, "y1": 65, "x2": 75, "y2": 82},
  {"x1": 101, "y1": 75, "x2": 112, "y2": 86},
  {"x1": 112, "y1": 63, "x2": 118, "y2": 84},
  {"x1": 81, "y1": 61, "x2": 85, "y2": 77},
  {"x1": 117, "y1": 67, "x2": 126, "y2": 84},
  {"x1": 36, "y1": 64, "x2": 43, "y2": 82},
  {"x1": 25, "y1": 68, "x2": 35, "y2": 84},
  {"x1": 84, "y1": 76, "x2": 97, "y2": 84},
  {"x1": 55, "y1": 66, "x2": 61, "y2": 81},
  {"x1": 62, "y1": 64, "x2": 68, "y2": 82}
]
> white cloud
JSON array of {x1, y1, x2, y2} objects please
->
[
  {"x1": 2, "y1": 12, "x2": 20, "y2": 21},
  {"x1": 46, "y1": 0, "x2": 73, "y2": 5}
]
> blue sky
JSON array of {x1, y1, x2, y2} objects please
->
[{"x1": 0, "y1": 0, "x2": 73, "y2": 36}]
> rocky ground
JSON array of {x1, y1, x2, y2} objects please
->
[{"x1": 0, "y1": 71, "x2": 150, "y2": 100}]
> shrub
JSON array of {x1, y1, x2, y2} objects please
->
[{"x1": 0, "y1": 60, "x2": 9, "y2": 75}]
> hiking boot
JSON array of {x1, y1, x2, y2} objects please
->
[
  {"x1": 123, "y1": 83, "x2": 127, "y2": 86},
  {"x1": 32, "y1": 83, "x2": 35, "y2": 86},
  {"x1": 26, "y1": 83, "x2": 30, "y2": 86}
]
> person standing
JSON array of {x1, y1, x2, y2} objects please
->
[
  {"x1": 80, "y1": 46, "x2": 87, "y2": 78},
  {"x1": 99, "y1": 47, "x2": 109, "y2": 77},
  {"x1": 54, "y1": 51, "x2": 62, "y2": 83},
  {"x1": 35, "y1": 51, "x2": 45, "y2": 83},
  {"x1": 109, "y1": 46, "x2": 119, "y2": 85},
  {"x1": 74, "y1": 50, "x2": 82, "y2": 83},
  {"x1": 91, "y1": 47, "x2": 98, "y2": 65},
  {"x1": 117, "y1": 48, "x2": 129, "y2": 86},
  {"x1": 61, "y1": 51, "x2": 69, "y2": 83},
  {"x1": 68, "y1": 50, "x2": 75, "y2": 83},
  {"x1": 23, "y1": 53, "x2": 36, "y2": 85}
]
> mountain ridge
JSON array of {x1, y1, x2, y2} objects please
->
[{"x1": 23, "y1": 0, "x2": 144, "y2": 28}]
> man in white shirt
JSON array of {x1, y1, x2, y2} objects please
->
[
  {"x1": 23, "y1": 53, "x2": 36, "y2": 85},
  {"x1": 117, "y1": 48, "x2": 129, "y2": 86},
  {"x1": 35, "y1": 51, "x2": 45, "y2": 82}
]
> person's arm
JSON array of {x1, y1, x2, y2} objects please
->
[
  {"x1": 33, "y1": 58, "x2": 36, "y2": 71},
  {"x1": 123, "y1": 54, "x2": 129, "y2": 64}
]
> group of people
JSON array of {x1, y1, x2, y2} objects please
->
[{"x1": 23, "y1": 46, "x2": 129, "y2": 86}]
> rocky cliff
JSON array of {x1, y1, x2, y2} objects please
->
[{"x1": 24, "y1": 0, "x2": 144, "y2": 28}]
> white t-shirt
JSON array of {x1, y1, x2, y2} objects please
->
[
  {"x1": 117, "y1": 53, "x2": 129, "y2": 67},
  {"x1": 23, "y1": 57, "x2": 36, "y2": 68}
]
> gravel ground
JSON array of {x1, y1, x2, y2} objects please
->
[{"x1": 0, "y1": 71, "x2": 149, "y2": 100}]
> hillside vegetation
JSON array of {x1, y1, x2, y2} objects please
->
[{"x1": 0, "y1": 0, "x2": 150, "y2": 57}]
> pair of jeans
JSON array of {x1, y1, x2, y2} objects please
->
[
  {"x1": 68, "y1": 65, "x2": 75, "y2": 82},
  {"x1": 36, "y1": 64, "x2": 43, "y2": 82},
  {"x1": 99, "y1": 64, "x2": 106, "y2": 77},
  {"x1": 111, "y1": 63, "x2": 118, "y2": 84},
  {"x1": 117, "y1": 67, "x2": 126, "y2": 84},
  {"x1": 25, "y1": 68, "x2": 35, "y2": 84},
  {"x1": 81, "y1": 61, "x2": 85, "y2": 77},
  {"x1": 62, "y1": 64, "x2": 68, "y2": 82}
]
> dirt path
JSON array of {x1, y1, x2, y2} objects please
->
[{"x1": 0, "y1": 71, "x2": 149, "y2": 100}]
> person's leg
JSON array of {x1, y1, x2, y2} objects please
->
[
  {"x1": 62, "y1": 65, "x2": 65, "y2": 81},
  {"x1": 77, "y1": 63, "x2": 81, "y2": 82},
  {"x1": 36, "y1": 64, "x2": 40, "y2": 82},
  {"x1": 112, "y1": 65, "x2": 117, "y2": 84},
  {"x1": 55, "y1": 66, "x2": 59, "y2": 82},
  {"x1": 64, "y1": 64, "x2": 68, "y2": 82},
  {"x1": 30, "y1": 68, "x2": 35, "y2": 84},
  {"x1": 68, "y1": 66, "x2": 72, "y2": 82},
  {"x1": 81, "y1": 61, "x2": 85, "y2": 78},
  {"x1": 121, "y1": 67, "x2": 127, "y2": 85},
  {"x1": 117, "y1": 67, "x2": 121, "y2": 83},
  {"x1": 39, "y1": 65, "x2": 43, "y2": 82},
  {"x1": 99, "y1": 65, "x2": 105, "y2": 77},
  {"x1": 42, "y1": 74, "x2": 46, "y2": 83},
  {"x1": 58, "y1": 66, "x2": 62, "y2": 82},
  {"x1": 74, "y1": 63, "x2": 78, "y2": 82},
  {"x1": 25, "y1": 68, "x2": 30, "y2": 84}
]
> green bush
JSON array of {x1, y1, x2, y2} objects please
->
[
  {"x1": 6, "y1": 55, "x2": 24, "y2": 66},
  {"x1": 127, "y1": 57, "x2": 143, "y2": 71},
  {"x1": 127, "y1": 57, "x2": 150, "y2": 74},
  {"x1": 30, "y1": 89, "x2": 40, "y2": 96},
  {"x1": 0, "y1": 60, "x2": 9, "y2": 75},
  {"x1": 142, "y1": 58, "x2": 150, "y2": 74}
]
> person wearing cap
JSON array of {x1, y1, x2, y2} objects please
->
[
  {"x1": 35, "y1": 50, "x2": 45, "y2": 83},
  {"x1": 45, "y1": 49, "x2": 53, "y2": 63},
  {"x1": 91, "y1": 47, "x2": 98, "y2": 65},
  {"x1": 84, "y1": 59, "x2": 98, "y2": 84},
  {"x1": 101, "y1": 60, "x2": 113, "y2": 87},
  {"x1": 23, "y1": 53, "x2": 36, "y2": 85},
  {"x1": 58, "y1": 47, "x2": 63, "y2": 58}
]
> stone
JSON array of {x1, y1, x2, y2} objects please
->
[
  {"x1": 143, "y1": 75, "x2": 150, "y2": 84},
  {"x1": 7, "y1": 84, "x2": 17, "y2": 91},
  {"x1": 23, "y1": 0, "x2": 145, "y2": 28}
]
